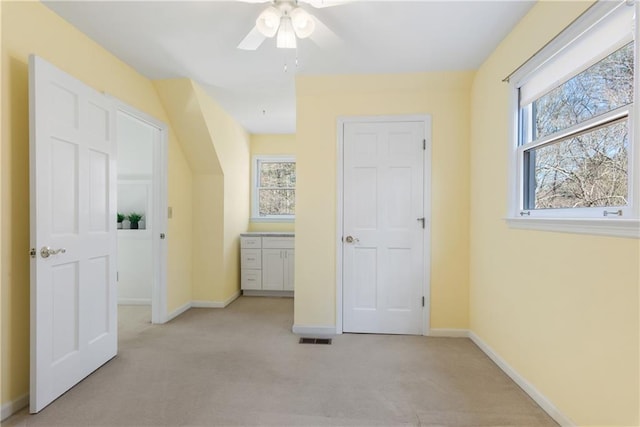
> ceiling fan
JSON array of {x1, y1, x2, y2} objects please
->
[{"x1": 237, "y1": 0, "x2": 348, "y2": 50}]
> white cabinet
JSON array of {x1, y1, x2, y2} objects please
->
[{"x1": 240, "y1": 234, "x2": 294, "y2": 295}]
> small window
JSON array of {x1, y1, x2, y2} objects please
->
[
  {"x1": 508, "y1": 1, "x2": 639, "y2": 237},
  {"x1": 252, "y1": 155, "x2": 295, "y2": 221}
]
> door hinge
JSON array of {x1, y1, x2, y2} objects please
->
[
  {"x1": 422, "y1": 296, "x2": 425, "y2": 307},
  {"x1": 29, "y1": 248, "x2": 36, "y2": 258},
  {"x1": 417, "y1": 217, "x2": 425, "y2": 229},
  {"x1": 117, "y1": 272, "x2": 119, "y2": 282},
  {"x1": 423, "y1": 139, "x2": 426, "y2": 150},
  {"x1": 160, "y1": 233, "x2": 166, "y2": 240}
]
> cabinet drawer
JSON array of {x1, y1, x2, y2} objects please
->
[
  {"x1": 241, "y1": 269, "x2": 262, "y2": 290},
  {"x1": 240, "y1": 236, "x2": 262, "y2": 249},
  {"x1": 262, "y1": 237, "x2": 294, "y2": 249},
  {"x1": 241, "y1": 249, "x2": 261, "y2": 269}
]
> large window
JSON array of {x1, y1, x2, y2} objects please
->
[
  {"x1": 509, "y1": 1, "x2": 638, "y2": 237},
  {"x1": 252, "y1": 155, "x2": 295, "y2": 221}
]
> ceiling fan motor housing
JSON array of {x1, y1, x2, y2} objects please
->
[{"x1": 256, "y1": 0, "x2": 316, "y2": 46}]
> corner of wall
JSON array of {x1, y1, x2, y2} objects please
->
[{"x1": 155, "y1": 79, "x2": 250, "y2": 304}]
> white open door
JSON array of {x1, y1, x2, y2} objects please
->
[{"x1": 29, "y1": 55, "x2": 118, "y2": 413}]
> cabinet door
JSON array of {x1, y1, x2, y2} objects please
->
[
  {"x1": 262, "y1": 249, "x2": 284, "y2": 290},
  {"x1": 283, "y1": 249, "x2": 295, "y2": 291}
]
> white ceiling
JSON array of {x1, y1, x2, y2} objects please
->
[{"x1": 43, "y1": 0, "x2": 535, "y2": 134}]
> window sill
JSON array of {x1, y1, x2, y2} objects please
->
[
  {"x1": 250, "y1": 217, "x2": 295, "y2": 223},
  {"x1": 505, "y1": 217, "x2": 640, "y2": 238}
]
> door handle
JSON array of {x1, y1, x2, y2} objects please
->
[
  {"x1": 40, "y1": 246, "x2": 66, "y2": 258},
  {"x1": 344, "y1": 236, "x2": 359, "y2": 243}
]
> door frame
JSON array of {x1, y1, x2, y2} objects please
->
[
  {"x1": 114, "y1": 101, "x2": 169, "y2": 324},
  {"x1": 335, "y1": 114, "x2": 432, "y2": 335}
]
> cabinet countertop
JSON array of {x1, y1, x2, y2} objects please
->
[{"x1": 240, "y1": 232, "x2": 294, "y2": 237}]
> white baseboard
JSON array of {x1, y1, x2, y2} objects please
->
[
  {"x1": 429, "y1": 328, "x2": 469, "y2": 337},
  {"x1": 222, "y1": 290, "x2": 241, "y2": 307},
  {"x1": 166, "y1": 292, "x2": 242, "y2": 321},
  {"x1": 166, "y1": 301, "x2": 192, "y2": 322},
  {"x1": 1, "y1": 393, "x2": 28, "y2": 422},
  {"x1": 292, "y1": 324, "x2": 337, "y2": 337},
  {"x1": 468, "y1": 331, "x2": 575, "y2": 426},
  {"x1": 118, "y1": 298, "x2": 151, "y2": 306},
  {"x1": 192, "y1": 291, "x2": 241, "y2": 309},
  {"x1": 242, "y1": 290, "x2": 294, "y2": 298}
]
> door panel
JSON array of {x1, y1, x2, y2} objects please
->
[
  {"x1": 343, "y1": 120, "x2": 426, "y2": 335},
  {"x1": 351, "y1": 248, "x2": 374, "y2": 309},
  {"x1": 51, "y1": 262, "x2": 79, "y2": 362},
  {"x1": 89, "y1": 150, "x2": 109, "y2": 232},
  {"x1": 51, "y1": 138, "x2": 79, "y2": 234},
  {"x1": 30, "y1": 55, "x2": 117, "y2": 413},
  {"x1": 87, "y1": 256, "x2": 110, "y2": 341}
]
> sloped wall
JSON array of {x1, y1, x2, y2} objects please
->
[{"x1": 155, "y1": 80, "x2": 250, "y2": 303}]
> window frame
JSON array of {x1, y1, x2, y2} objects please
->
[
  {"x1": 506, "y1": 0, "x2": 640, "y2": 238},
  {"x1": 251, "y1": 154, "x2": 296, "y2": 222}
]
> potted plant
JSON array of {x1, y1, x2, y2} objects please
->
[
  {"x1": 127, "y1": 212, "x2": 143, "y2": 230},
  {"x1": 117, "y1": 213, "x2": 125, "y2": 229}
]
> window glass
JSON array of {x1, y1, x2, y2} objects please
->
[
  {"x1": 259, "y1": 161, "x2": 296, "y2": 187},
  {"x1": 524, "y1": 119, "x2": 628, "y2": 209},
  {"x1": 258, "y1": 189, "x2": 295, "y2": 216},
  {"x1": 522, "y1": 42, "x2": 633, "y2": 143}
]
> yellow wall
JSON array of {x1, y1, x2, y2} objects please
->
[
  {"x1": 0, "y1": 0, "x2": 3, "y2": 409},
  {"x1": 469, "y1": 1, "x2": 639, "y2": 425},
  {"x1": 0, "y1": 1, "x2": 194, "y2": 406},
  {"x1": 155, "y1": 80, "x2": 250, "y2": 304},
  {"x1": 294, "y1": 72, "x2": 472, "y2": 329},
  {"x1": 249, "y1": 134, "x2": 296, "y2": 232},
  {"x1": 193, "y1": 83, "x2": 250, "y2": 302}
]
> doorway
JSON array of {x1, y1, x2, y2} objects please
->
[
  {"x1": 337, "y1": 116, "x2": 432, "y2": 335},
  {"x1": 115, "y1": 106, "x2": 168, "y2": 325}
]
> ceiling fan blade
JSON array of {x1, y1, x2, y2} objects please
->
[
  {"x1": 309, "y1": 16, "x2": 341, "y2": 49},
  {"x1": 301, "y1": 0, "x2": 353, "y2": 8},
  {"x1": 238, "y1": 26, "x2": 267, "y2": 50}
]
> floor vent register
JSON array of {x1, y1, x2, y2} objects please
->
[{"x1": 299, "y1": 338, "x2": 332, "y2": 345}]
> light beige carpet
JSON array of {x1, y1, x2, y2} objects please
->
[{"x1": 5, "y1": 296, "x2": 557, "y2": 426}]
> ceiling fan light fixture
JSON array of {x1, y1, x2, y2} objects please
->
[
  {"x1": 290, "y1": 7, "x2": 316, "y2": 39},
  {"x1": 256, "y1": 6, "x2": 281, "y2": 38},
  {"x1": 276, "y1": 16, "x2": 297, "y2": 49}
]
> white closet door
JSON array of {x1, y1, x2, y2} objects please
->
[{"x1": 342, "y1": 120, "x2": 426, "y2": 335}]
